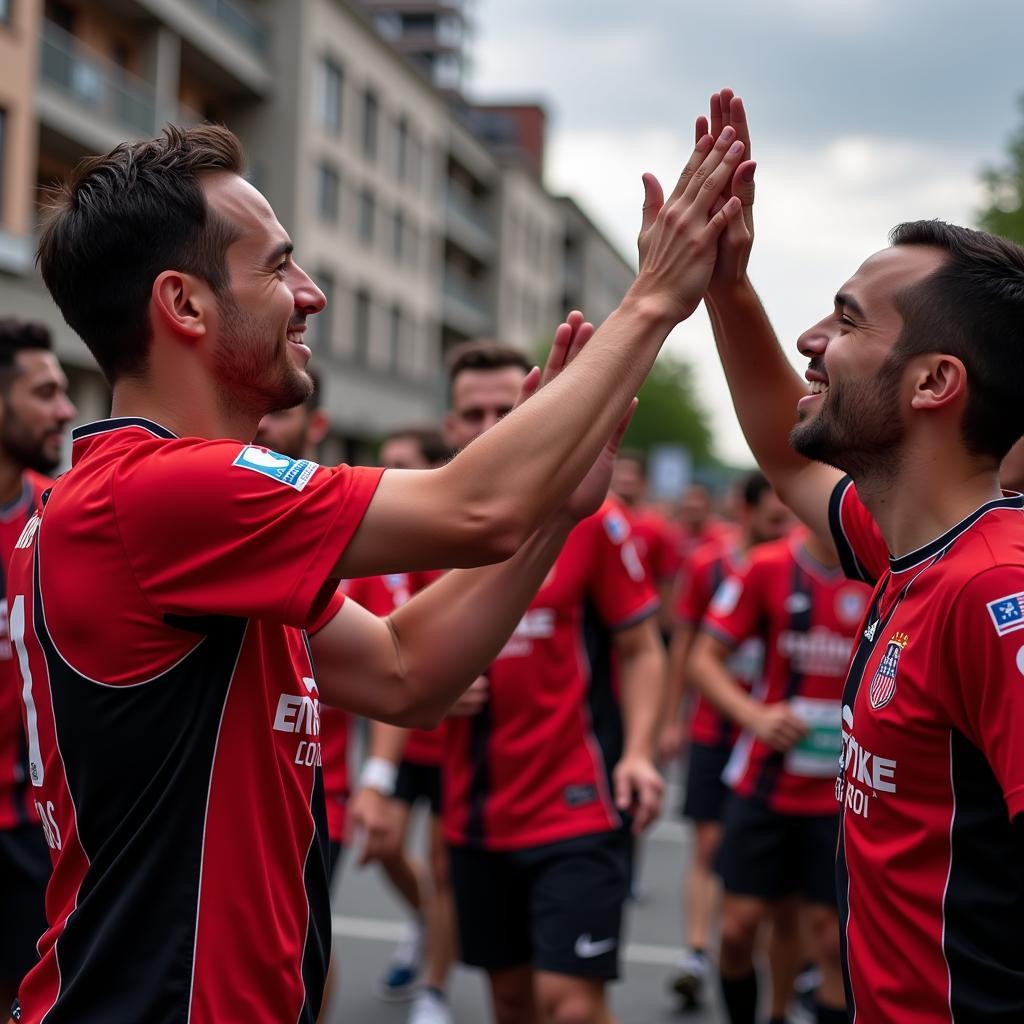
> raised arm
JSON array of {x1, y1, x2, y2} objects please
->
[
  {"x1": 701, "y1": 89, "x2": 841, "y2": 543},
  {"x1": 337, "y1": 128, "x2": 748, "y2": 578}
]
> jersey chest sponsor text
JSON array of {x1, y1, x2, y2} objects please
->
[
  {"x1": 776, "y1": 626, "x2": 853, "y2": 677},
  {"x1": 837, "y1": 703, "x2": 898, "y2": 819},
  {"x1": 273, "y1": 675, "x2": 323, "y2": 767},
  {"x1": 496, "y1": 608, "x2": 556, "y2": 660}
]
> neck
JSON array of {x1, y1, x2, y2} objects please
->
[
  {"x1": 851, "y1": 444, "x2": 1001, "y2": 559},
  {"x1": 0, "y1": 454, "x2": 24, "y2": 505}
]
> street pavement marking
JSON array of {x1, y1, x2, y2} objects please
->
[{"x1": 332, "y1": 916, "x2": 681, "y2": 967}]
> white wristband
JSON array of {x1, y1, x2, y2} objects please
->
[{"x1": 360, "y1": 757, "x2": 398, "y2": 796}]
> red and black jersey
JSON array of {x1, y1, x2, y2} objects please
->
[
  {"x1": 345, "y1": 570, "x2": 447, "y2": 768},
  {"x1": 9, "y1": 418, "x2": 382, "y2": 1024},
  {"x1": 675, "y1": 540, "x2": 762, "y2": 748},
  {"x1": 621, "y1": 501, "x2": 682, "y2": 583},
  {"x1": 443, "y1": 500, "x2": 657, "y2": 851},
  {"x1": 830, "y1": 476, "x2": 1024, "y2": 1023},
  {"x1": 0, "y1": 471, "x2": 50, "y2": 831},
  {"x1": 701, "y1": 534, "x2": 869, "y2": 816}
]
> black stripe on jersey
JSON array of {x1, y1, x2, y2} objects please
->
[
  {"x1": 835, "y1": 814, "x2": 856, "y2": 1016},
  {"x1": 944, "y1": 729, "x2": 1024, "y2": 1021},
  {"x1": 71, "y1": 417, "x2": 178, "y2": 442},
  {"x1": 464, "y1": 701, "x2": 492, "y2": 848},
  {"x1": 583, "y1": 598, "x2": 624, "y2": 808},
  {"x1": 754, "y1": 559, "x2": 812, "y2": 803},
  {"x1": 828, "y1": 475, "x2": 876, "y2": 585},
  {"x1": 34, "y1": 543, "x2": 247, "y2": 1024},
  {"x1": 297, "y1": 765, "x2": 332, "y2": 1024}
]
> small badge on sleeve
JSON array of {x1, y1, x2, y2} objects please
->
[
  {"x1": 986, "y1": 592, "x2": 1024, "y2": 637},
  {"x1": 233, "y1": 446, "x2": 318, "y2": 491}
]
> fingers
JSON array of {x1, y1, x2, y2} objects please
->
[
  {"x1": 640, "y1": 173, "x2": 665, "y2": 238},
  {"x1": 681, "y1": 127, "x2": 744, "y2": 211},
  {"x1": 540, "y1": 312, "x2": 585, "y2": 387},
  {"x1": 728, "y1": 93, "x2": 750, "y2": 159},
  {"x1": 709, "y1": 91, "x2": 724, "y2": 139},
  {"x1": 614, "y1": 765, "x2": 633, "y2": 813},
  {"x1": 666, "y1": 132, "x2": 714, "y2": 206},
  {"x1": 632, "y1": 773, "x2": 665, "y2": 833},
  {"x1": 565, "y1": 319, "x2": 594, "y2": 366},
  {"x1": 606, "y1": 399, "x2": 638, "y2": 457},
  {"x1": 512, "y1": 366, "x2": 541, "y2": 411},
  {"x1": 694, "y1": 115, "x2": 709, "y2": 146}
]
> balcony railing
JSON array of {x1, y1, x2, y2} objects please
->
[
  {"x1": 39, "y1": 20, "x2": 156, "y2": 136},
  {"x1": 187, "y1": 0, "x2": 269, "y2": 55}
]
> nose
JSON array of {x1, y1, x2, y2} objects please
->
[
  {"x1": 293, "y1": 263, "x2": 327, "y2": 315},
  {"x1": 56, "y1": 393, "x2": 76, "y2": 424},
  {"x1": 796, "y1": 317, "x2": 830, "y2": 359}
]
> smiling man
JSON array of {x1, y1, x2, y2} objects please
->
[
  {"x1": 7, "y1": 120, "x2": 745, "y2": 1023},
  {"x1": 698, "y1": 89, "x2": 1024, "y2": 1023}
]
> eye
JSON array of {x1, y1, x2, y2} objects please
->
[{"x1": 838, "y1": 313, "x2": 855, "y2": 327}]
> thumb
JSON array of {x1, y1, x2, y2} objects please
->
[
  {"x1": 731, "y1": 160, "x2": 756, "y2": 208},
  {"x1": 640, "y1": 173, "x2": 664, "y2": 236},
  {"x1": 615, "y1": 765, "x2": 633, "y2": 810}
]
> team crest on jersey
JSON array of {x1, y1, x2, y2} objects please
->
[
  {"x1": 837, "y1": 588, "x2": 868, "y2": 626},
  {"x1": 232, "y1": 446, "x2": 318, "y2": 491},
  {"x1": 869, "y1": 632, "x2": 908, "y2": 710},
  {"x1": 986, "y1": 591, "x2": 1024, "y2": 637},
  {"x1": 602, "y1": 510, "x2": 629, "y2": 544}
]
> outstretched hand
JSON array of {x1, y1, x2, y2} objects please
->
[
  {"x1": 634, "y1": 112, "x2": 747, "y2": 324},
  {"x1": 702, "y1": 88, "x2": 756, "y2": 293},
  {"x1": 513, "y1": 312, "x2": 636, "y2": 525}
]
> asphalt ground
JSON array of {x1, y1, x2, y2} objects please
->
[{"x1": 324, "y1": 773, "x2": 723, "y2": 1024}]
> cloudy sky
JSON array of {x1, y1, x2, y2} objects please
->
[{"x1": 467, "y1": 0, "x2": 1024, "y2": 464}]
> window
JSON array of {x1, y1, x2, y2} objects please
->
[
  {"x1": 317, "y1": 163, "x2": 340, "y2": 222},
  {"x1": 407, "y1": 128, "x2": 421, "y2": 193},
  {"x1": 393, "y1": 116, "x2": 408, "y2": 181},
  {"x1": 405, "y1": 223, "x2": 419, "y2": 270},
  {"x1": 318, "y1": 58, "x2": 344, "y2": 135},
  {"x1": 392, "y1": 208, "x2": 404, "y2": 261},
  {"x1": 358, "y1": 187, "x2": 374, "y2": 245},
  {"x1": 388, "y1": 303, "x2": 403, "y2": 371},
  {"x1": 313, "y1": 271, "x2": 334, "y2": 351},
  {"x1": 354, "y1": 288, "x2": 371, "y2": 364},
  {"x1": 362, "y1": 88, "x2": 378, "y2": 160}
]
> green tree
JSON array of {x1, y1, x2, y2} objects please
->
[{"x1": 979, "y1": 96, "x2": 1024, "y2": 243}]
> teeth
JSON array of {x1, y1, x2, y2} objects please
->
[{"x1": 808, "y1": 381, "x2": 829, "y2": 395}]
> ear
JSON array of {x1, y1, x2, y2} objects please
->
[
  {"x1": 908, "y1": 354, "x2": 967, "y2": 412},
  {"x1": 151, "y1": 271, "x2": 211, "y2": 343},
  {"x1": 307, "y1": 409, "x2": 329, "y2": 448}
]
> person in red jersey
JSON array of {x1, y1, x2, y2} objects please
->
[
  {"x1": 9, "y1": 120, "x2": 747, "y2": 1024},
  {"x1": 675, "y1": 482, "x2": 736, "y2": 563},
  {"x1": 660, "y1": 471, "x2": 791, "y2": 1011},
  {"x1": 698, "y1": 86, "x2": 1024, "y2": 1023},
  {"x1": 434, "y1": 341, "x2": 666, "y2": 1024},
  {"x1": 0, "y1": 322, "x2": 75, "y2": 1013},
  {"x1": 690, "y1": 528, "x2": 869, "y2": 1024},
  {"x1": 610, "y1": 449, "x2": 682, "y2": 634}
]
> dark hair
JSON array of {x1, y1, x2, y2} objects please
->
[
  {"x1": 740, "y1": 470, "x2": 772, "y2": 508},
  {"x1": 37, "y1": 123, "x2": 244, "y2": 385},
  {"x1": 889, "y1": 220, "x2": 1024, "y2": 460},
  {"x1": 446, "y1": 339, "x2": 531, "y2": 389},
  {"x1": 616, "y1": 447, "x2": 647, "y2": 474},
  {"x1": 382, "y1": 425, "x2": 450, "y2": 466},
  {"x1": 0, "y1": 320, "x2": 54, "y2": 394}
]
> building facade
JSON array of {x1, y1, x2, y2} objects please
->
[{"x1": 0, "y1": 0, "x2": 635, "y2": 459}]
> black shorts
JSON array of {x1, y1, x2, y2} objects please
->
[
  {"x1": 328, "y1": 840, "x2": 345, "y2": 883},
  {"x1": 716, "y1": 794, "x2": 839, "y2": 907},
  {"x1": 449, "y1": 829, "x2": 629, "y2": 980},
  {"x1": 681, "y1": 741, "x2": 733, "y2": 822},
  {"x1": 0, "y1": 824, "x2": 51, "y2": 983},
  {"x1": 394, "y1": 760, "x2": 441, "y2": 816}
]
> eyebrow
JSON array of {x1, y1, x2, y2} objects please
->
[
  {"x1": 266, "y1": 240, "x2": 294, "y2": 266},
  {"x1": 835, "y1": 291, "x2": 867, "y2": 321}
]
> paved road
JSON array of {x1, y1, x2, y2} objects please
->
[{"x1": 324, "y1": 777, "x2": 723, "y2": 1023}]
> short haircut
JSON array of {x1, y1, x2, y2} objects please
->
[
  {"x1": 37, "y1": 123, "x2": 244, "y2": 385},
  {"x1": 446, "y1": 339, "x2": 531, "y2": 391},
  {"x1": 0, "y1": 319, "x2": 54, "y2": 393},
  {"x1": 616, "y1": 447, "x2": 648, "y2": 474},
  {"x1": 382, "y1": 425, "x2": 450, "y2": 466},
  {"x1": 739, "y1": 470, "x2": 772, "y2": 508},
  {"x1": 889, "y1": 220, "x2": 1024, "y2": 460}
]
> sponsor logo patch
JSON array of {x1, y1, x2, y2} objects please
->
[
  {"x1": 602, "y1": 509, "x2": 629, "y2": 544},
  {"x1": 987, "y1": 592, "x2": 1024, "y2": 637},
  {"x1": 869, "y1": 632, "x2": 908, "y2": 710},
  {"x1": 233, "y1": 446, "x2": 318, "y2": 491}
]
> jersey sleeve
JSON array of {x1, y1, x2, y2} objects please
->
[
  {"x1": 700, "y1": 559, "x2": 762, "y2": 650},
  {"x1": 586, "y1": 505, "x2": 659, "y2": 629},
  {"x1": 115, "y1": 439, "x2": 384, "y2": 628},
  {"x1": 675, "y1": 557, "x2": 713, "y2": 628},
  {"x1": 650, "y1": 520, "x2": 683, "y2": 583},
  {"x1": 308, "y1": 587, "x2": 347, "y2": 637},
  {"x1": 828, "y1": 475, "x2": 888, "y2": 585},
  {"x1": 941, "y1": 566, "x2": 1024, "y2": 820}
]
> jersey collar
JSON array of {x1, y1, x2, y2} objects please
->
[
  {"x1": 888, "y1": 491, "x2": 1024, "y2": 576},
  {"x1": 71, "y1": 417, "x2": 178, "y2": 444}
]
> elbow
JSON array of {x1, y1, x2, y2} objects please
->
[
  {"x1": 458, "y1": 500, "x2": 529, "y2": 564},
  {"x1": 384, "y1": 701, "x2": 445, "y2": 731}
]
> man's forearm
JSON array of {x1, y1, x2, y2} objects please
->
[
  {"x1": 388, "y1": 515, "x2": 574, "y2": 722},
  {"x1": 690, "y1": 638, "x2": 759, "y2": 731},
  {"x1": 664, "y1": 625, "x2": 694, "y2": 724},
  {"x1": 619, "y1": 625, "x2": 668, "y2": 759},
  {"x1": 706, "y1": 281, "x2": 809, "y2": 479}
]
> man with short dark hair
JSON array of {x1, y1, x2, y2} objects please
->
[
  {"x1": 13, "y1": 121, "x2": 745, "y2": 1021},
  {"x1": 699, "y1": 88, "x2": 1024, "y2": 1022},
  {"x1": 0, "y1": 319, "x2": 74, "y2": 1013}
]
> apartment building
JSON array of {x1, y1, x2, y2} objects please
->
[{"x1": 0, "y1": 0, "x2": 634, "y2": 458}]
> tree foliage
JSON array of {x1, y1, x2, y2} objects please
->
[{"x1": 979, "y1": 96, "x2": 1024, "y2": 244}]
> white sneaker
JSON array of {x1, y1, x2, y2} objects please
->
[
  {"x1": 376, "y1": 926, "x2": 424, "y2": 1001},
  {"x1": 669, "y1": 948, "x2": 710, "y2": 1007},
  {"x1": 407, "y1": 988, "x2": 452, "y2": 1024}
]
